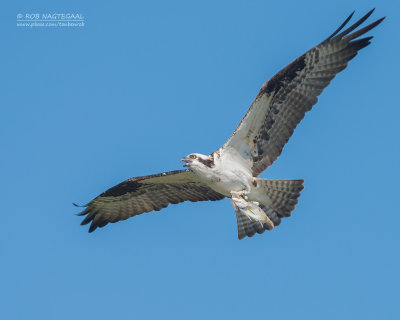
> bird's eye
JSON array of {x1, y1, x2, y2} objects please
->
[{"x1": 190, "y1": 155, "x2": 197, "y2": 159}]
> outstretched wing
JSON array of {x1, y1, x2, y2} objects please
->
[
  {"x1": 218, "y1": 10, "x2": 384, "y2": 177},
  {"x1": 76, "y1": 170, "x2": 225, "y2": 232}
]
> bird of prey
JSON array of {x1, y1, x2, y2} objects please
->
[{"x1": 76, "y1": 10, "x2": 384, "y2": 239}]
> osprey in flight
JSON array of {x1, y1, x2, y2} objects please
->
[{"x1": 76, "y1": 10, "x2": 384, "y2": 239}]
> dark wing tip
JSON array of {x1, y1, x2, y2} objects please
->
[
  {"x1": 74, "y1": 202, "x2": 91, "y2": 218},
  {"x1": 324, "y1": 9, "x2": 384, "y2": 43},
  {"x1": 79, "y1": 211, "x2": 94, "y2": 225},
  {"x1": 88, "y1": 223, "x2": 98, "y2": 233},
  {"x1": 73, "y1": 202, "x2": 87, "y2": 208},
  {"x1": 336, "y1": 9, "x2": 383, "y2": 40},
  {"x1": 366, "y1": 8, "x2": 376, "y2": 16},
  {"x1": 370, "y1": 16, "x2": 386, "y2": 28},
  {"x1": 87, "y1": 213, "x2": 113, "y2": 232},
  {"x1": 349, "y1": 36, "x2": 373, "y2": 52},
  {"x1": 80, "y1": 210, "x2": 102, "y2": 232},
  {"x1": 325, "y1": 10, "x2": 355, "y2": 40}
]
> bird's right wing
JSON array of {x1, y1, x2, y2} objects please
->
[{"x1": 76, "y1": 170, "x2": 225, "y2": 232}]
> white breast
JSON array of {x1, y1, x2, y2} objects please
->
[{"x1": 190, "y1": 153, "x2": 253, "y2": 197}]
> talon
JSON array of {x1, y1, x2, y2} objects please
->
[{"x1": 230, "y1": 189, "x2": 250, "y2": 201}]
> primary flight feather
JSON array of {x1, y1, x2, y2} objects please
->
[{"x1": 76, "y1": 10, "x2": 384, "y2": 239}]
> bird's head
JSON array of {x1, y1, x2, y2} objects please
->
[{"x1": 181, "y1": 153, "x2": 215, "y2": 170}]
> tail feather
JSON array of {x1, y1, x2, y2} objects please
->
[
  {"x1": 234, "y1": 200, "x2": 273, "y2": 240},
  {"x1": 258, "y1": 178, "x2": 304, "y2": 227},
  {"x1": 231, "y1": 179, "x2": 304, "y2": 239},
  {"x1": 236, "y1": 211, "x2": 265, "y2": 240}
]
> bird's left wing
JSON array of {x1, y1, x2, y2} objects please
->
[
  {"x1": 218, "y1": 10, "x2": 384, "y2": 176},
  {"x1": 76, "y1": 170, "x2": 225, "y2": 232}
]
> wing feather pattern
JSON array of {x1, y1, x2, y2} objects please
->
[
  {"x1": 219, "y1": 9, "x2": 384, "y2": 176},
  {"x1": 76, "y1": 170, "x2": 225, "y2": 232}
]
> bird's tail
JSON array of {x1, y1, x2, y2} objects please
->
[
  {"x1": 232, "y1": 198, "x2": 274, "y2": 240},
  {"x1": 257, "y1": 178, "x2": 304, "y2": 227},
  {"x1": 232, "y1": 179, "x2": 304, "y2": 239}
]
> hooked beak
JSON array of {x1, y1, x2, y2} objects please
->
[{"x1": 181, "y1": 156, "x2": 191, "y2": 167}]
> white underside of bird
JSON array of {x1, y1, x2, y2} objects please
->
[
  {"x1": 183, "y1": 151, "x2": 270, "y2": 205},
  {"x1": 181, "y1": 151, "x2": 296, "y2": 237}
]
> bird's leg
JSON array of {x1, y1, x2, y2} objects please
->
[
  {"x1": 231, "y1": 189, "x2": 250, "y2": 201},
  {"x1": 230, "y1": 191, "x2": 273, "y2": 228}
]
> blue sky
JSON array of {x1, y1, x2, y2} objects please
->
[{"x1": 2, "y1": 1, "x2": 399, "y2": 319}]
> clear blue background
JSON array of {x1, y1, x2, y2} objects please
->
[{"x1": 2, "y1": 1, "x2": 399, "y2": 319}]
